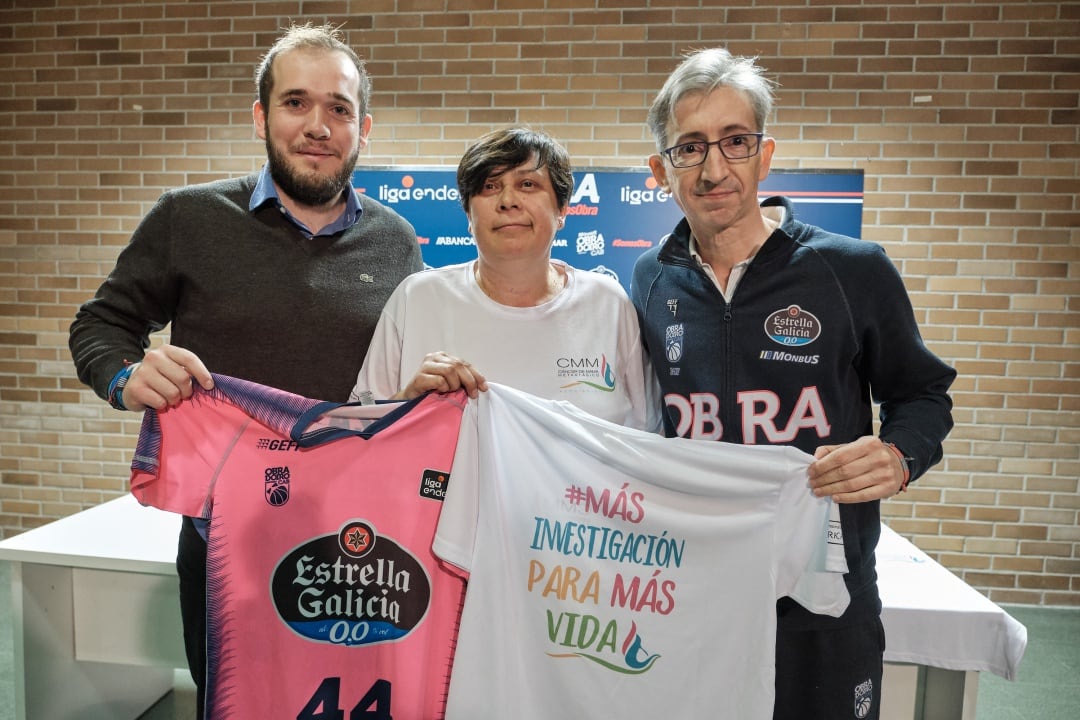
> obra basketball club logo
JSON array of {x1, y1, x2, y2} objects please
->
[
  {"x1": 270, "y1": 519, "x2": 431, "y2": 647},
  {"x1": 854, "y1": 677, "x2": 874, "y2": 718}
]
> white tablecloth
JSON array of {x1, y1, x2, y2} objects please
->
[{"x1": 877, "y1": 523, "x2": 1027, "y2": 680}]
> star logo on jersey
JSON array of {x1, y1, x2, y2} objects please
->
[
  {"x1": 338, "y1": 520, "x2": 376, "y2": 559},
  {"x1": 346, "y1": 527, "x2": 370, "y2": 553}
]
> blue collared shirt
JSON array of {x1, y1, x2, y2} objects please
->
[{"x1": 249, "y1": 164, "x2": 363, "y2": 237}]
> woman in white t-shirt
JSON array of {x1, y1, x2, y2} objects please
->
[{"x1": 351, "y1": 126, "x2": 660, "y2": 431}]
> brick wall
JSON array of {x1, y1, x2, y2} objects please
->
[{"x1": 0, "y1": 0, "x2": 1076, "y2": 606}]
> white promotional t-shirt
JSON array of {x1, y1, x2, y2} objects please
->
[
  {"x1": 435, "y1": 384, "x2": 848, "y2": 720},
  {"x1": 352, "y1": 260, "x2": 661, "y2": 432}
]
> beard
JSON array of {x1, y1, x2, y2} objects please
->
[{"x1": 264, "y1": 134, "x2": 359, "y2": 208}]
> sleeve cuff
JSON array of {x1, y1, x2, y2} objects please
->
[{"x1": 106, "y1": 363, "x2": 136, "y2": 411}]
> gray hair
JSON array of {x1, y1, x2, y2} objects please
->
[
  {"x1": 255, "y1": 23, "x2": 371, "y2": 116},
  {"x1": 647, "y1": 47, "x2": 778, "y2": 153}
]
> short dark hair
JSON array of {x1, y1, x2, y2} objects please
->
[
  {"x1": 254, "y1": 22, "x2": 371, "y2": 116},
  {"x1": 456, "y1": 127, "x2": 575, "y2": 213}
]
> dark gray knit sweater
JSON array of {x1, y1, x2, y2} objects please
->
[{"x1": 70, "y1": 174, "x2": 424, "y2": 403}]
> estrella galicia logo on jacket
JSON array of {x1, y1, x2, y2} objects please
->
[
  {"x1": 558, "y1": 355, "x2": 616, "y2": 392},
  {"x1": 764, "y1": 305, "x2": 821, "y2": 347},
  {"x1": 264, "y1": 466, "x2": 290, "y2": 506},
  {"x1": 664, "y1": 323, "x2": 684, "y2": 363},
  {"x1": 270, "y1": 520, "x2": 431, "y2": 647}
]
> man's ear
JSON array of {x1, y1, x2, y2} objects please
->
[
  {"x1": 253, "y1": 100, "x2": 267, "y2": 141},
  {"x1": 358, "y1": 114, "x2": 373, "y2": 150},
  {"x1": 758, "y1": 136, "x2": 776, "y2": 183},
  {"x1": 648, "y1": 154, "x2": 669, "y2": 192}
]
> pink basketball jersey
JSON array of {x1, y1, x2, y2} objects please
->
[{"x1": 131, "y1": 374, "x2": 467, "y2": 720}]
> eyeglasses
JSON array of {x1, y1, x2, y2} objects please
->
[{"x1": 661, "y1": 133, "x2": 765, "y2": 168}]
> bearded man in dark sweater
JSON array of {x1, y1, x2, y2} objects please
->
[{"x1": 69, "y1": 23, "x2": 422, "y2": 719}]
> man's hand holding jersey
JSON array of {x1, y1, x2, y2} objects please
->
[
  {"x1": 121, "y1": 344, "x2": 214, "y2": 412},
  {"x1": 808, "y1": 435, "x2": 908, "y2": 502}
]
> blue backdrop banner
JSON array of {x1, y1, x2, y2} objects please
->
[{"x1": 353, "y1": 167, "x2": 863, "y2": 293}]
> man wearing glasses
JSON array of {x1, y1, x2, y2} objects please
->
[{"x1": 631, "y1": 48, "x2": 955, "y2": 720}]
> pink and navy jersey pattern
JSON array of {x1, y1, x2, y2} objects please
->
[{"x1": 131, "y1": 374, "x2": 467, "y2": 720}]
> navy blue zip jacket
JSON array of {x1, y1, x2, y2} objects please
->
[{"x1": 631, "y1": 196, "x2": 956, "y2": 625}]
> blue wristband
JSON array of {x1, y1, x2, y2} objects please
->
[{"x1": 107, "y1": 363, "x2": 136, "y2": 411}]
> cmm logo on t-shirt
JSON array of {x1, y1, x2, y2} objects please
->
[{"x1": 270, "y1": 520, "x2": 432, "y2": 647}]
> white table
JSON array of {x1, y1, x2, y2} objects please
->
[
  {"x1": 876, "y1": 523, "x2": 1027, "y2": 720},
  {"x1": 0, "y1": 495, "x2": 186, "y2": 720},
  {"x1": 0, "y1": 496, "x2": 1027, "y2": 720}
]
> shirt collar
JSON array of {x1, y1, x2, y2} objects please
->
[
  {"x1": 688, "y1": 235, "x2": 763, "y2": 304},
  {"x1": 688, "y1": 237, "x2": 758, "y2": 272},
  {"x1": 687, "y1": 204, "x2": 786, "y2": 270},
  {"x1": 249, "y1": 164, "x2": 363, "y2": 237}
]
